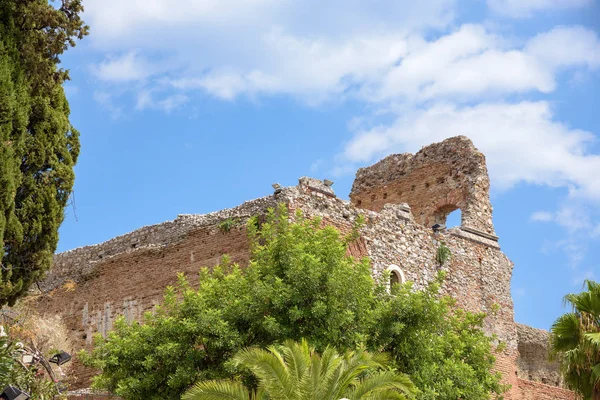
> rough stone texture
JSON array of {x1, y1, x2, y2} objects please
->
[
  {"x1": 517, "y1": 323, "x2": 563, "y2": 386},
  {"x1": 43, "y1": 195, "x2": 280, "y2": 293},
  {"x1": 36, "y1": 136, "x2": 574, "y2": 400},
  {"x1": 350, "y1": 136, "x2": 496, "y2": 236}
]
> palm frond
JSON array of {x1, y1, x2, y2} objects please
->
[
  {"x1": 190, "y1": 340, "x2": 416, "y2": 400},
  {"x1": 280, "y1": 338, "x2": 310, "y2": 391},
  {"x1": 586, "y1": 332, "x2": 600, "y2": 345},
  {"x1": 234, "y1": 346, "x2": 292, "y2": 399},
  {"x1": 345, "y1": 371, "x2": 416, "y2": 399},
  {"x1": 551, "y1": 280, "x2": 600, "y2": 398},
  {"x1": 360, "y1": 390, "x2": 408, "y2": 400},
  {"x1": 550, "y1": 313, "x2": 582, "y2": 354},
  {"x1": 182, "y1": 380, "x2": 250, "y2": 400}
]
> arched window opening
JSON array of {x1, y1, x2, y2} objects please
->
[
  {"x1": 390, "y1": 270, "x2": 400, "y2": 286},
  {"x1": 433, "y1": 204, "x2": 462, "y2": 228},
  {"x1": 446, "y1": 208, "x2": 462, "y2": 228},
  {"x1": 386, "y1": 265, "x2": 406, "y2": 290}
]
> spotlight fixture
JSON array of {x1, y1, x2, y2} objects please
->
[
  {"x1": 272, "y1": 183, "x2": 282, "y2": 194},
  {"x1": 1, "y1": 386, "x2": 30, "y2": 400},
  {"x1": 21, "y1": 354, "x2": 34, "y2": 365},
  {"x1": 49, "y1": 351, "x2": 71, "y2": 366},
  {"x1": 431, "y1": 223, "x2": 445, "y2": 233},
  {"x1": 323, "y1": 179, "x2": 334, "y2": 187}
]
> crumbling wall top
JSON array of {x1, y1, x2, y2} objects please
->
[
  {"x1": 516, "y1": 323, "x2": 563, "y2": 387},
  {"x1": 349, "y1": 136, "x2": 495, "y2": 236}
]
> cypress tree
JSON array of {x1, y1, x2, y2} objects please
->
[{"x1": 0, "y1": 0, "x2": 87, "y2": 305}]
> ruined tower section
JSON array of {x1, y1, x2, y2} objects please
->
[{"x1": 350, "y1": 136, "x2": 496, "y2": 237}]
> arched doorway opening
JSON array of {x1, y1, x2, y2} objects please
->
[{"x1": 386, "y1": 264, "x2": 406, "y2": 290}]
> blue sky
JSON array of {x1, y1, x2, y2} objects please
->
[{"x1": 57, "y1": 0, "x2": 599, "y2": 331}]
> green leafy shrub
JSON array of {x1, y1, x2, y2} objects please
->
[
  {"x1": 370, "y1": 274, "x2": 507, "y2": 399},
  {"x1": 0, "y1": 333, "x2": 61, "y2": 399},
  {"x1": 218, "y1": 218, "x2": 238, "y2": 233},
  {"x1": 81, "y1": 204, "x2": 506, "y2": 400},
  {"x1": 436, "y1": 242, "x2": 451, "y2": 266}
]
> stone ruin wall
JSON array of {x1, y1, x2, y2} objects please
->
[
  {"x1": 38, "y1": 196, "x2": 281, "y2": 387},
  {"x1": 516, "y1": 323, "x2": 564, "y2": 386},
  {"x1": 37, "y1": 137, "x2": 574, "y2": 399},
  {"x1": 350, "y1": 136, "x2": 496, "y2": 236}
]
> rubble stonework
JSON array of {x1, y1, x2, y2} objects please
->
[
  {"x1": 516, "y1": 323, "x2": 564, "y2": 386},
  {"x1": 350, "y1": 136, "x2": 496, "y2": 236},
  {"x1": 37, "y1": 136, "x2": 574, "y2": 399}
]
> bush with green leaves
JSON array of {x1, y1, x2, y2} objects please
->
[
  {"x1": 81, "y1": 204, "x2": 506, "y2": 400},
  {"x1": 435, "y1": 242, "x2": 451, "y2": 266},
  {"x1": 370, "y1": 278, "x2": 506, "y2": 399},
  {"x1": 0, "y1": 333, "x2": 60, "y2": 399}
]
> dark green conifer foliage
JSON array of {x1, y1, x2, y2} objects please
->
[{"x1": 0, "y1": 0, "x2": 87, "y2": 305}]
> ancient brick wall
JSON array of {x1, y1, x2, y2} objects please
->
[
  {"x1": 40, "y1": 226, "x2": 251, "y2": 388},
  {"x1": 350, "y1": 136, "x2": 496, "y2": 236},
  {"x1": 37, "y1": 137, "x2": 574, "y2": 399},
  {"x1": 516, "y1": 379, "x2": 578, "y2": 399},
  {"x1": 37, "y1": 196, "x2": 279, "y2": 389}
]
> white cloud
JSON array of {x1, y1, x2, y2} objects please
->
[
  {"x1": 488, "y1": 0, "x2": 592, "y2": 18},
  {"x1": 86, "y1": 23, "x2": 600, "y2": 113},
  {"x1": 554, "y1": 206, "x2": 596, "y2": 233},
  {"x1": 558, "y1": 238, "x2": 588, "y2": 268},
  {"x1": 525, "y1": 26, "x2": 600, "y2": 70},
  {"x1": 163, "y1": 31, "x2": 409, "y2": 101},
  {"x1": 136, "y1": 90, "x2": 189, "y2": 113},
  {"x1": 531, "y1": 205, "x2": 597, "y2": 233},
  {"x1": 82, "y1": 0, "x2": 284, "y2": 47},
  {"x1": 91, "y1": 52, "x2": 157, "y2": 82},
  {"x1": 366, "y1": 25, "x2": 599, "y2": 103},
  {"x1": 341, "y1": 101, "x2": 600, "y2": 202},
  {"x1": 531, "y1": 211, "x2": 554, "y2": 222},
  {"x1": 82, "y1": 0, "x2": 456, "y2": 50},
  {"x1": 169, "y1": 69, "x2": 275, "y2": 101},
  {"x1": 83, "y1": 0, "x2": 600, "y2": 110}
]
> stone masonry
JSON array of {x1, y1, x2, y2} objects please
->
[{"x1": 37, "y1": 136, "x2": 575, "y2": 399}]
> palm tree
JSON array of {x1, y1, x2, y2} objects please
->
[
  {"x1": 550, "y1": 279, "x2": 600, "y2": 400},
  {"x1": 183, "y1": 339, "x2": 416, "y2": 400}
]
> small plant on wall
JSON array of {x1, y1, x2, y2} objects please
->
[
  {"x1": 218, "y1": 217, "x2": 238, "y2": 233},
  {"x1": 436, "y1": 242, "x2": 451, "y2": 266}
]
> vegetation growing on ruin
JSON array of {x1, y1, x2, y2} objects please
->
[
  {"x1": 218, "y1": 217, "x2": 239, "y2": 233},
  {"x1": 550, "y1": 279, "x2": 600, "y2": 400},
  {"x1": 436, "y1": 242, "x2": 452, "y2": 266},
  {"x1": 0, "y1": 0, "x2": 87, "y2": 305},
  {"x1": 81, "y1": 204, "x2": 506, "y2": 400}
]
